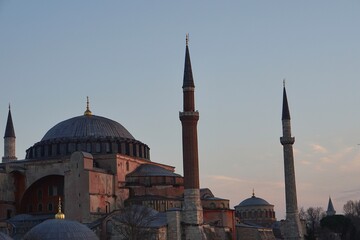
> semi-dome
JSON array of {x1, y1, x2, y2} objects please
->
[
  {"x1": 25, "y1": 102, "x2": 150, "y2": 160},
  {"x1": 41, "y1": 115, "x2": 135, "y2": 141},
  {"x1": 127, "y1": 164, "x2": 182, "y2": 177},
  {"x1": 23, "y1": 219, "x2": 98, "y2": 240}
]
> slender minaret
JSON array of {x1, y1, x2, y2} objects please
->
[
  {"x1": 3, "y1": 104, "x2": 17, "y2": 162},
  {"x1": 326, "y1": 196, "x2": 336, "y2": 216},
  {"x1": 280, "y1": 83, "x2": 303, "y2": 240},
  {"x1": 179, "y1": 34, "x2": 204, "y2": 239}
]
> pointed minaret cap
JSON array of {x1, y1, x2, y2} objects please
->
[
  {"x1": 84, "y1": 96, "x2": 92, "y2": 116},
  {"x1": 183, "y1": 33, "x2": 195, "y2": 88},
  {"x1": 326, "y1": 196, "x2": 336, "y2": 216},
  {"x1": 282, "y1": 80, "x2": 291, "y2": 120},
  {"x1": 4, "y1": 104, "x2": 16, "y2": 138},
  {"x1": 55, "y1": 197, "x2": 65, "y2": 219}
]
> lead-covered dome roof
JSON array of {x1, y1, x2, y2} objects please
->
[
  {"x1": 25, "y1": 101, "x2": 150, "y2": 160},
  {"x1": 23, "y1": 219, "x2": 98, "y2": 240},
  {"x1": 235, "y1": 194, "x2": 272, "y2": 207},
  {"x1": 41, "y1": 115, "x2": 134, "y2": 141}
]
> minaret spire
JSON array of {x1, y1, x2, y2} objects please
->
[
  {"x1": 280, "y1": 84, "x2": 303, "y2": 240},
  {"x1": 179, "y1": 34, "x2": 204, "y2": 239},
  {"x1": 183, "y1": 34, "x2": 195, "y2": 90},
  {"x1": 3, "y1": 104, "x2": 17, "y2": 162},
  {"x1": 282, "y1": 82, "x2": 291, "y2": 120}
]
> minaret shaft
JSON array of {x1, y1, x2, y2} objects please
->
[
  {"x1": 180, "y1": 113, "x2": 199, "y2": 189},
  {"x1": 280, "y1": 86, "x2": 303, "y2": 240},
  {"x1": 180, "y1": 36, "x2": 204, "y2": 239}
]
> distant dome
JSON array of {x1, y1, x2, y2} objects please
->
[
  {"x1": 236, "y1": 195, "x2": 272, "y2": 207},
  {"x1": 23, "y1": 219, "x2": 98, "y2": 240},
  {"x1": 42, "y1": 115, "x2": 134, "y2": 141}
]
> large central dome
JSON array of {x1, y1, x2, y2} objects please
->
[
  {"x1": 26, "y1": 103, "x2": 150, "y2": 160},
  {"x1": 41, "y1": 115, "x2": 135, "y2": 141}
]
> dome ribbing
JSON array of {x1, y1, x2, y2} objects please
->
[{"x1": 41, "y1": 115, "x2": 134, "y2": 141}]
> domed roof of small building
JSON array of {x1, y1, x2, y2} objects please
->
[
  {"x1": 23, "y1": 219, "x2": 98, "y2": 240},
  {"x1": 236, "y1": 193, "x2": 272, "y2": 207},
  {"x1": 41, "y1": 115, "x2": 134, "y2": 141},
  {"x1": 127, "y1": 164, "x2": 181, "y2": 177}
]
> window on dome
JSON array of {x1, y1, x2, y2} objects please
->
[
  {"x1": 96, "y1": 143, "x2": 101, "y2": 153},
  {"x1": 48, "y1": 145, "x2": 52, "y2": 156},
  {"x1": 106, "y1": 142, "x2": 111, "y2": 153},
  {"x1": 126, "y1": 143, "x2": 130, "y2": 155},
  {"x1": 87, "y1": 142, "x2": 92, "y2": 152},
  {"x1": 56, "y1": 143, "x2": 61, "y2": 155}
]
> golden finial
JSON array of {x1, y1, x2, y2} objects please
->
[
  {"x1": 252, "y1": 188, "x2": 255, "y2": 197},
  {"x1": 186, "y1": 33, "x2": 189, "y2": 46},
  {"x1": 55, "y1": 197, "x2": 65, "y2": 219},
  {"x1": 84, "y1": 96, "x2": 92, "y2": 116}
]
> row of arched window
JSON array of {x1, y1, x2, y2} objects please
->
[
  {"x1": 238, "y1": 209, "x2": 275, "y2": 219},
  {"x1": 26, "y1": 139, "x2": 150, "y2": 160}
]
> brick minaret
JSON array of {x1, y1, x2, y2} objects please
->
[
  {"x1": 280, "y1": 84, "x2": 303, "y2": 240},
  {"x1": 3, "y1": 105, "x2": 17, "y2": 162},
  {"x1": 179, "y1": 35, "x2": 204, "y2": 239}
]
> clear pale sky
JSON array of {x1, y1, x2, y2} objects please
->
[{"x1": 1, "y1": 1, "x2": 360, "y2": 219}]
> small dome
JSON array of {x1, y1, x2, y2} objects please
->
[
  {"x1": 0, "y1": 232, "x2": 13, "y2": 240},
  {"x1": 236, "y1": 195, "x2": 272, "y2": 207},
  {"x1": 23, "y1": 219, "x2": 98, "y2": 240},
  {"x1": 41, "y1": 115, "x2": 134, "y2": 141}
]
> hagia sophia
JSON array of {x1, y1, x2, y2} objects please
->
[{"x1": 0, "y1": 37, "x2": 308, "y2": 240}]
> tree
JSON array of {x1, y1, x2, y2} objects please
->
[
  {"x1": 112, "y1": 205, "x2": 158, "y2": 240},
  {"x1": 343, "y1": 200, "x2": 360, "y2": 217},
  {"x1": 300, "y1": 206, "x2": 325, "y2": 240}
]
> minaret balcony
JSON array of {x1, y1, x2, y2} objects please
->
[
  {"x1": 280, "y1": 137, "x2": 295, "y2": 145},
  {"x1": 179, "y1": 111, "x2": 199, "y2": 117}
]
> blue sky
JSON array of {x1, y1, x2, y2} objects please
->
[{"x1": 1, "y1": 1, "x2": 360, "y2": 219}]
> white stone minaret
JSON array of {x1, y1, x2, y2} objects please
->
[
  {"x1": 280, "y1": 84, "x2": 303, "y2": 240},
  {"x1": 3, "y1": 105, "x2": 17, "y2": 162},
  {"x1": 179, "y1": 35, "x2": 205, "y2": 240}
]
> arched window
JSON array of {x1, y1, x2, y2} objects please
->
[
  {"x1": 48, "y1": 203, "x2": 53, "y2": 211},
  {"x1": 210, "y1": 202, "x2": 216, "y2": 209},
  {"x1": 38, "y1": 190, "x2": 42, "y2": 200}
]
